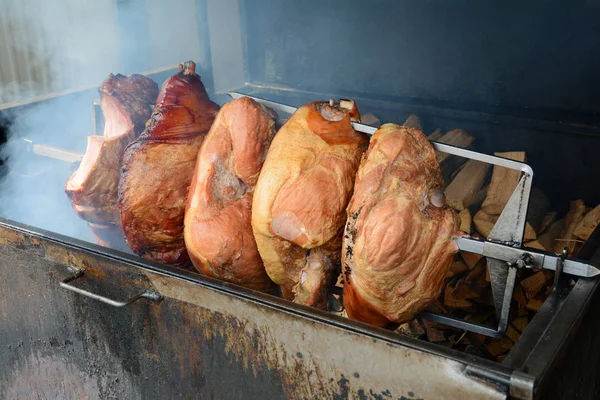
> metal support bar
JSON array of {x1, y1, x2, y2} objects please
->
[{"x1": 60, "y1": 269, "x2": 163, "y2": 307}]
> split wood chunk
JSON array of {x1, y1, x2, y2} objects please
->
[
  {"x1": 435, "y1": 129, "x2": 475, "y2": 165},
  {"x1": 361, "y1": 113, "x2": 381, "y2": 127},
  {"x1": 574, "y1": 205, "x2": 600, "y2": 241},
  {"x1": 538, "y1": 218, "x2": 565, "y2": 251},
  {"x1": 445, "y1": 160, "x2": 491, "y2": 211},
  {"x1": 524, "y1": 240, "x2": 546, "y2": 251},
  {"x1": 539, "y1": 211, "x2": 558, "y2": 235},
  {"x1": 513, "y1": 286, "x2": 527, "y2": 308},
  {"x1": 450, "y1": 162, "x2": 467, "y2": 181},
  {"x1": 511, "y1": 316, "x2": 529, "y2": 333},
  {"x1": 473, "y1": 209, "x2": 536, "y2": 240},
  {"x1": 520, "y1": 271, "x2": 548, "y2": 299},
  {"x1": 459, "y1": 208, "x2": 472, "y2": 234},
  {"x1": 465, "y1": 263, "x2": 486, "y2": 282},
  {"x1": 461, "y1": 251, "x2": 483, "y2": 270},
  {"x1": 465, "y1": 310, "x2": 495, "y2": 325},
  {"x1": 396, "y1": 318, "x2": 426, "y2": 338},
  {"x1": 422, "y1": 320, "x2": 447, "y2": 342},
  {"x1": 449, "y1": 260, "x2": 470, "y2": 277},
  {"x1": 485, "y1": 337, "x2": 513, "y2": 357},
  {"x1": 505, "y1": 324, "x2": 521, "y2": 343},
  {"x1": 553, "y1": 200, "x2": 587, "y2": 255},
  {"x1": 467, "y1": 332, "x2": 486, "y2": 347},
  {"x1": 428, "y1": 128, "x2": 444, "y2": 141},
  {"x1": 432, "y1": 299, "x2": 449, "y2": 314},
  {"x1": 475, "y1": 287, "x2": 494, "y2": 306},
  {"x1": 485, "y1": 264, "x2": 490, "y2": 282},
  {"x1": 481, "y1": 151, "x2": 526, "y2": 215},
  {"x1": 402, "y1": 114, "x2": 422, "y2": 131},
  {"x1": 443, "y1": 287, "x2": 474, "y2": 311},
  {"x1": 526, "y1": 188, "x2": 550, "y2": 233},
  {"x1": 526, "y1": 298, "x2": 544, "y2": 312},
  {"x1": 473, "y1": 210, "x2": 495, "y2": 238}
]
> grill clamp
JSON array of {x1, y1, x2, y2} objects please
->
[{"x1": 228, "y1": 91, "x2": 600, "y2": 338}]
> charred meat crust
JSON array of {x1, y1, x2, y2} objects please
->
[{"x1": 118, "y1": 61, "x2": 220, "y2": 267}]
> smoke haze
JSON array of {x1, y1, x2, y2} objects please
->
[{"x1": 0, "y1": 0, "x2": 208, "y2": 244}]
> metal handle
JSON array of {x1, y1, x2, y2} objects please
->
[{"x1": 60, "y1": 269, "x2": 163, "y2": 307}]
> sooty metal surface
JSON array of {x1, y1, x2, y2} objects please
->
[{"x1": 0, "y1": 221, "x2": 510, "y2": 400}]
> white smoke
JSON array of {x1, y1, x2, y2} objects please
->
[{"x1": 0, "y1": 0, "x2": 207, "y2": 243}]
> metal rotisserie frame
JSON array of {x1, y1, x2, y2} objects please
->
[{"x1": 1, "y1": 64, "x2": 600, "y2": 399}]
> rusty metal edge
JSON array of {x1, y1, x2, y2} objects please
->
[
  {"x1": 502, "y1": 226, "x2": 600, "y2": 399},
  {"x1": 0, "y1": 217, "x2": 516, "y2": 384}
]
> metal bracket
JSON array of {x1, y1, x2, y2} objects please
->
[
  {"x1": 226, "y1": 91, "x2": 599, "y2": 338},
  {"x1": 60, "y1": 269, "x2": 163, "y2": 307}
]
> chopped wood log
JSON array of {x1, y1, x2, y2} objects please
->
[
  {"x1": 497, "y1": 354, "x2": 507, "y2": 363},
  {"x1": 432, "y1": 299, "x2": 449, "y2": 314},
  {"x1": 553, "y1": 200, "x2": 587, "y2": 255},
  {"x1": 465, "y1": 263, "x2": 486, "y2": 282},
  {"x1": 481, "y1": 151, "x2": 526, "y2": 215},
  {"x1": 445, "y1": 160, "x2": 491, "y2": 211},
  {"x1": 474, "y1": 287, "x2": 494, "y2": 306},
  {"x1": 396, "y1": 318, "x2": 426, "y2": 338},
  {"x1": 524, "y1": 240, "x2": 546, "y2": 251},
  {"x1": 520, "y1": 271, "x2": 548, "y2": 299},
  {"x1": 473, "y1": 210, "x2": 495, "y2": 238},
  {"x1": 511, "y1": 316, "x2": 529, "y2": 333},
  {"x1": 361, "y1": 113, "x2": 381, "y2": 127},
  {"x1": 574, "y1": 205, "x2": 600, "y2": 241},
  {"x1": 450, "y1": 162, "x2": 467, "y2": 181},
  {"x1": 467, "y1": 332, "x2": 486, "y2": 347},
  {"x1": 422, "y1": 320, "x2": 447, "y2": 342},
  {"x1": 505, "y1": 324, "x2": 521, "y2": 343},
  {"x1": 428, "y1": 128, "x2": 444, "y2": 141},
  {"x1": 513, "y1": 286, "x2": 527, "y2": 308},
  {"x1": 450, "y1": 260, "x2": 469, "y2": 276},
  {"x1": 539, "y1": 211, "x2": 558, "y2": 235},
  {"x1": 435, "y1": 129, "x2": 475, "y2": 164},
  {"x1": 467, "y1": 186, "x2": 489, "y2": 213},
  {"x1": 485, "y1": 264, "x2": 490, "y2": 282},
  {"x1": 403, "y1": 114, "x2": 422, "y2": 131},
  {"x1": 485, "y1": 337, "x2": 513, "y2": 357},
  {"x1": 444, "y1": 287, "x2": 474, "y2": 311},
  {"x1": 461, "y1": 251, "x2": 482, "y2": 270},
  {"x1": 465, "y1": 310, "x2": 495, "y2": 325},
  {"x1": 526, "y1": 188, "x2": 550, "y2": 233},
  {"x1": 459, "y1": 208, "x2": 472, "y2": 234},
  {"x1": 473, "y1": 209, "x2": 536, "y2": 240},
  {"x1": 526, "y1": 298, "x2": 544, "y2": 312},
  {"x1": 538, "y1": 218, "x2": 565, "y2": 251}
]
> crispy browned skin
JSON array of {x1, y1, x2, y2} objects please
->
[
  {"x1": 99, "y1": 73, "x2": 160, "y2": 138},
  {"x1": 184, "y1": 97, "x2": 277, "y2": 292},
  {"x1": 342, "y1": 124, "x2": 459, "y2": 327},
  {"x1": 252, "y1": 99, "x2": 369, "y2": 308},
  {"x1": 65, "y1": 73, "x2": 158, "y2": 249},
  {"x1": 119, "y1": 61, "x2": 219, "y2": 266}
]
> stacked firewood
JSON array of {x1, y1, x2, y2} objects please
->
[{"x1": 392, "y1": 116, "x2": 600, "y2": 362}]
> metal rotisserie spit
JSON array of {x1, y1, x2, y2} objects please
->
[{"x1": 2, "y1": 1, "x2": 600, "y2": 399}]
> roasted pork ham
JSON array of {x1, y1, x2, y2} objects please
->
[
  {"x1": 342, "y1": 124, "x2": 459, "y2": 328},
  {"x1": 184, "y1": 97, "x2": 277, "y2": 292},
  {"x1": 251, "y1": 99, "x2": 369, "y2": 308},
  {"x1": 119, "y1": 61, "x2": 219, "y2": 266},
  {"x1": 65, "y1": 73, "x2": 158, "y2": 250}
]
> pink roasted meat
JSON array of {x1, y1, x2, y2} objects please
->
[
  {"x1": 342, "y1": 123, "x2": 460, "y2": 327},
  {"x1": 65, "y1": 73, "x2": 158, "y2": 250},
  {"x1": 184, "y1": 96, "x2": 277, "y2": 292}
]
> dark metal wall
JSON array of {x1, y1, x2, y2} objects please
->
[{"x1": 240, "y1": 0, "x2": 600, "y2": 122}]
